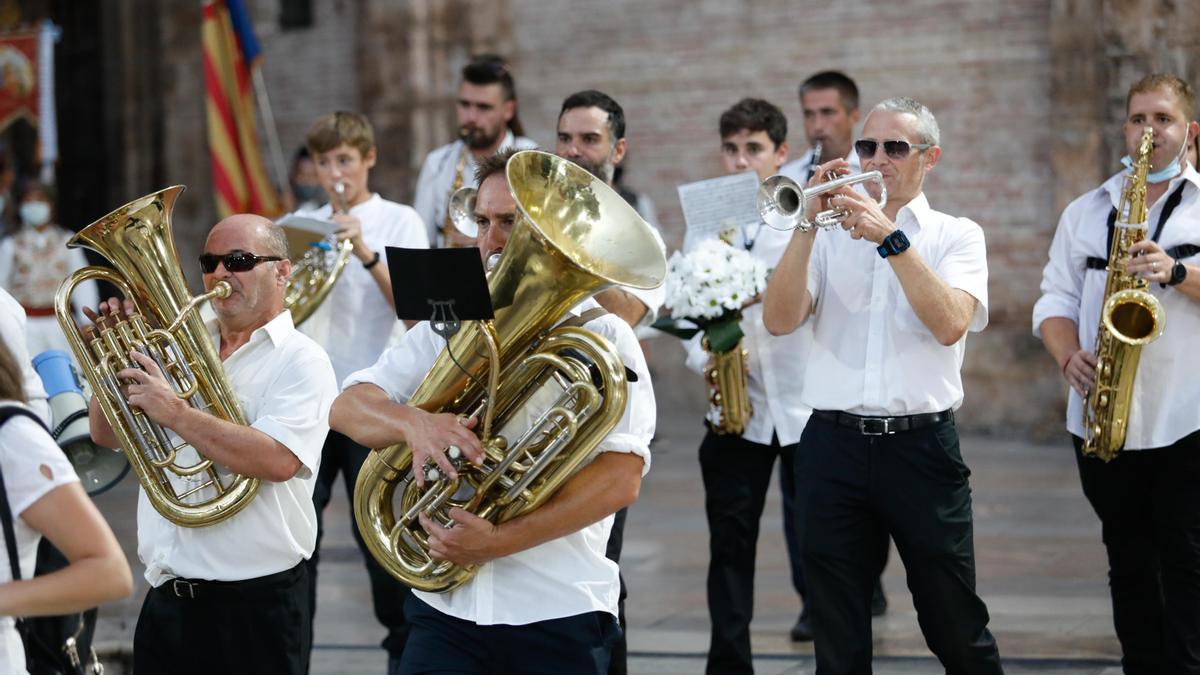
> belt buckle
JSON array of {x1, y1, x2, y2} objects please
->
[
  {"x1": 172, "y1": 579, "x2": 196, "y2": 599},
  {"x1": 858, "y1": 417, "x2": 892, "y2": 436}
]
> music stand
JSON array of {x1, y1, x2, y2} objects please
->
[{"x1": 385, "y1": 247, "x2": 493, "y2": 339}]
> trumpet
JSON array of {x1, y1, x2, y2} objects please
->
[
  {"x1": 446, "y1": 186, "x2": 478, "y2": 238},
  {"x1": 758, "y1": 170, "x2": 888, "y2": 232}
]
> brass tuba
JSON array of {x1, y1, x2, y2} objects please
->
[
  {"x1": 354, "y1": 150, "x2": 666, "y2": 592},
  {"x1": 1083, "y1": 127, "x2": 1166, "y2": 461},
  {"x1": 282, "y1": 180, "x2": 354, "y2": 326},
  {"x1": 54, "y1": 186, "x2": 260, "y2": 527}
]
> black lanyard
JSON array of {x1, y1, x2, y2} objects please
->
[{"x1": 1086, "y1": 181, "x2": 1188, "y2": 270}]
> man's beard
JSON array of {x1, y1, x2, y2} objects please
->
[
  {"x1": 569, "y1": 156, "x2": 614, "y2": 184},
  {"x1": 464, "y1": 124, "x2": 503, "y2": 150}
]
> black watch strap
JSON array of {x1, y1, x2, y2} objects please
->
[
  {"x1": 877, "y1": 230, "x2": 910, "y2": 259},
  {"x1": 362, "y1": 251, "x2": 382, "y2": 270},
  {"x1": 1168, "y1": 260, "x2": 1188, "y2": 286}
]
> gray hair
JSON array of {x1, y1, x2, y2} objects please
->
[
  {"x1": 871, "y1": 97, "x2": 940, "y2": 147},
  {"x1": 262, "y1": 221, "x2": 289, "y2": 258}
]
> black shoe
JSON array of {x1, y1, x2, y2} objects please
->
[
  {"x1": 870, "y1": 584, "x2": 888, "y2": 617},
  {"x1": 790, "y1": 610, "x2": 813, "y2": 642}
]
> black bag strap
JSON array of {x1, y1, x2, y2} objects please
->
[
  {"x1": 1086, "y1": 182, "x2": 1189, "y2": 270},
  {"x1": 0, "y1": 405, "x2": 48, "y2": 583}
]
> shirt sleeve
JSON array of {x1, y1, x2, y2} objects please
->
[
  {"x1": 342, "y1": 322, "x2": 439, "y2": 402},
  {"x1": 587, "y1": 316, "x2": 654, "y2": 475},
  {"x1": 249, "y1": 345, "x2": 337, "y2": 479},
  {"x1": 1032, "y1": 201, "x2": 1086, "y2": 338},
  {"x1": 936, "y1": 219, "x2": 989, "y2": 332},
  {"x1": 806, "y1": 232, "x2": 828, "y2": 309},
  {"x1": 0, "y1": 414, "x2": 79, "y2": 517}
]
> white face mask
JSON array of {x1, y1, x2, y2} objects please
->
[
  {"x1": 19, "y1": 201, "x2": 51, "y2": 227},
  {"x1": 1121, "y1": 135, "x2": 1190, "y2": 184}
]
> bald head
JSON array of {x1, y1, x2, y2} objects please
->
[{"x1": 207, "y1": 214, "x2": 288, "y2": 257}]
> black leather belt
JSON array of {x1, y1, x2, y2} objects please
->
[
  {"x1": 812, "y1": 409, "x2": 954, "y2": 436},
  {"x1": 163, "y1": 561, "x2": 304, "y2": 600}
]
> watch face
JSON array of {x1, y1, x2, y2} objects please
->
[{"x1": 1171, "y1": 261, "x2": 1187, "y2": 285}]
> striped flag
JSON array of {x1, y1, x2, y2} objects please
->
[{"x1": 202, "y1": 0, "x2": 281, "y2": 218}]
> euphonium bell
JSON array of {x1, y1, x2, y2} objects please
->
[
  {"x1": 446, "y1": 186, "x2": 479, "y2": 239},
  {"x1": 758, "y1": 170, "x2": 888, "y2": 232},
  {"x1": 54, "y1": 186, "x2": 260, "y2": 527},
  {"x1": 353, "y1": 150, "x2": 666, "y2": 592},
  {"x1": 283, "y1": 180, "x2": 354, "y2": 326}
]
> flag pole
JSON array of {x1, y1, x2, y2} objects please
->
[{"x1": 251, "y1": 67, "x2": 289, "y2": 197}]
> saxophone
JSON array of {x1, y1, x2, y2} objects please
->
[{"x1": 1082, "y1": 126, "x2": 1166, "y2": 461}]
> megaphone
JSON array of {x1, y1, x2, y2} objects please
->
[{"x1": 32, "y1": 350, "x2": 130, "y2": 495}]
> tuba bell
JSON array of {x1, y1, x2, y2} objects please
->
[
  {"x1": 353, "y1": 150, "x2": 666, "y2": 592},
  {"x1": 283, "y1": 180, "x2": 355, "y2": 326},
  {"x1": 54, "y1": 186, "x2": 260, "y2": 527}
]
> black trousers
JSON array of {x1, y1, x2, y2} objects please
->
[
  {"x1": 400, "y1": 594, "x2": 621, "y2": 675},
  {"x1": 699, "y1": 429, "x2": 803, "y2": 674},
  {"x1": 1073, "y1": 430, "x2": 1200, "y2": 674},
  {"x1": 308, "y1": 429, "x2": 412, "y2": 657},
  {"x1": 604, "y1": 506, "x2": 629, "y2": 675},
  {"x1": 795, "y1": 415, "x2": 1002, "y2": 674},
  {"x1": 134, "y1": 562, "x2": 310, "y2": 675}
]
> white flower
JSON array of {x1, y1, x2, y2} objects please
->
[{"x1": 664, "y1": 239, "x2": 768, "y2": 321}]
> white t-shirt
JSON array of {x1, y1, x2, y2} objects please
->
[
  {"x1": 293, "y1": 194, "x2": 429, "y2": 386},
  {"x1": 0, "y1": 403, "x2": 79, "y2": 674}
]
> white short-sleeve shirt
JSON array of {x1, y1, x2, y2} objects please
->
[
  {"x1": 137, "y1": 310, "x2": 337, "y2": 586},
  {"x1": 802, "y1": 193, "x2": 989, "y2": 415},
  {"x1": 343, "y1": 298, "x2": 654, "y2": 625}
]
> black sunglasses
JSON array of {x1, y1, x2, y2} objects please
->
[
  {"x1": 198, "y1": 251, "x2": 283, "y2": 274},
  {"x1": 854, "y1": 139, "x2": 932, "y2": 160}
]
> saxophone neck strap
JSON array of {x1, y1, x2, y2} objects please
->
[{"x1": 1086, "y1": 181, "x2": 1189, "y2": 270}]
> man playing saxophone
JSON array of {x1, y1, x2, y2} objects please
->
[
  {"x1": 1034, "y1": 73, "x2": 1200, "y2": 672},
  {"x1": 87, "y1": 214, "x2": 337, "y2": 675},
  {"x1": 330, "y1": 149, "x2": 654, "y2": 675}
]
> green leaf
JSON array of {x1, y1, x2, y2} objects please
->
[
  {"x1": 705, "y1": 317, "x2": 744, "y2": 353},
  {"x1": 650, "y1": 315, "x2": 702, "y2": 340}
]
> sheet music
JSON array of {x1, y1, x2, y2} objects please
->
[
  {"x1": 276, "y1": 213, "x2": 337, "y2": 236},
  {"x1": 676, "y1": 171, "x2": 761, "y2": 247}
]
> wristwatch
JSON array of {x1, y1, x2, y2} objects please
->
[
  {"x1": 877, "y1": 230, "x2": 910, "y2": 259},
  {"x1": 1168, "y1": 260, "x2": 1188, "y2": 286}
]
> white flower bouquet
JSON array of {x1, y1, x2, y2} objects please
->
[
  {"x1": 653, "y1": 238, "x2": 768, "y2": 435},
  {"x1": 656, "y1": 238, "x2": 769, "y2": 352}
]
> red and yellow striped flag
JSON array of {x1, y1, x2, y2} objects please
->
[{"x1": 202, "y1": 0, "x2": 280, "y2": 218}]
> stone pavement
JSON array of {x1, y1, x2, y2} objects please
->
[{"x1": 86, "y1": 357, "x2": 1122, "y2": 673}]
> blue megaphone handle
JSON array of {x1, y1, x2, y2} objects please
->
[{"x1": 32, "y1": 350, "x2": 84, "y2": 398}]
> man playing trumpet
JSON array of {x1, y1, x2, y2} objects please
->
[
  {"x1": 331, "y1": 149, "x2": 655, "y2": 674},
  {"x1": 763, "y1": 97, "x2": 1002, "y2": 671}
]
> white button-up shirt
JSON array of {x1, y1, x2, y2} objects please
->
[
  {"x1": 294, "y1": 194, "x2": 429, "y2": 386},
  {"x1": 413, "y1": 130, "x2": 539, "y2": 247},
  {"x1": 802, "y1": 193, "x2": 989, "y2": 415},
  {"x1": 683, "y1": 226, "x2": 813, "y2": 446},
  {"x1": 137, "y1": 310, "x2": 337, "y2": 585},
  {"x1": 1033, "y1": 165, "x2": 1200, "y2": 449},
  {"x1": 343, "y1": 298, "x2": 654, "y2": 625}
]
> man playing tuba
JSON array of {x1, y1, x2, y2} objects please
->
[
  {"x1": 1035, "y1": 73, "x2": 1200, "y2": 672},
  {"x1": 87, "y1": 214, "x2": 337, "y2": 675},
  {"x1": 330, "y1": 149, "x2": 654, "y2": 675}
]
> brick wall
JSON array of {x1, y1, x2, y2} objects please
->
[{"x1": 135, "y1": 0, "x2": 1200, "y2": 438}]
